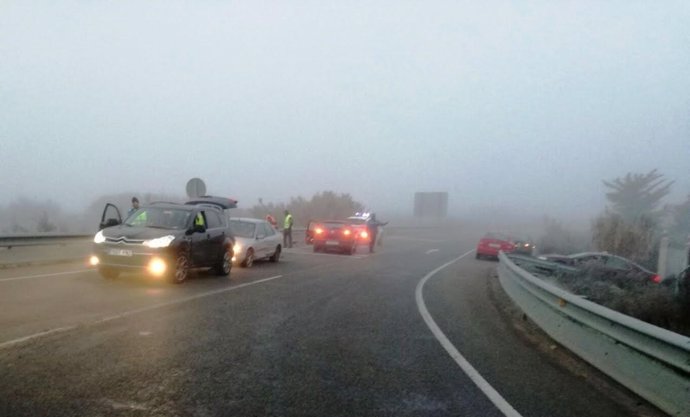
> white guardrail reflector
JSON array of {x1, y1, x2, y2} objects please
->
[{"x1": 497, "y1": 251, "x2": 690, "y2": 417}]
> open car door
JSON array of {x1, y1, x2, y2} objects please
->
[{"x1": 99, "y1": 203, "x2": 122, "y2": 230}]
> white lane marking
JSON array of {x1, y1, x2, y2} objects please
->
[
  {"x1": 95, "y1": 274, "x2": 283, "y2": 323},
  {"x1": 0, "y1": 325, "x2": 78, "y2": 350},
  {"x1": 0, "y1": 269, "x2": 93, "y2": 283},
  {"x1": 425, "y1": 249, "x2": 439, "y2": 254},
  {"x1": 139, "y1": 331, "x2": 152, "y2": 337},
  {"x1": 0, "y1": 274, "x2": 283, "y2": 350},
  {"x1": 415, "y1": 250, "x2": 523, "y2": 417}
]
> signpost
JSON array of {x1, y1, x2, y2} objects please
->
[{"x1": 186, "y1": 178, "x2": 206, "y2": 199}]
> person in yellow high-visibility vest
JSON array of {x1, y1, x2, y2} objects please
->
[
  {"x1": 283, "y1": 210, "x2": 293, "y2": 248},
  {"x1": 195, "y1": 212, "x2": 205, "y2": 228}
]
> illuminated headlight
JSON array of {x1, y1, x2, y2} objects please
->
[
  {"x1": 143, "y1": 235, "x2": 175, "y2": 248},
  {"x1": 233, "y1": 243, "x2": 242, "y2": 255},
  {"x1": 94, "y1": 230, "x2": 106, "y2": 244},
  {"x1": 148, "y1": 257, "x2": 167, "y2": 276},
  {"x1": 89, "y1": 255, "x2": 100, "y2": 266}
]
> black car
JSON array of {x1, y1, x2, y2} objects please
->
[
  {"x1": 512, "y1": 240, "x2": 535, "y2": 256},
  {"x1": 91, "y1": 197, "x2": 237, "y2": 283}
]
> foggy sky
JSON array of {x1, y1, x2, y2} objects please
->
[{"x1": 1, "y1": 1, "x2": 689, "y2": 218}]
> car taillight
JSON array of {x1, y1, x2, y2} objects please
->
[
  {"x1": 651, "y1": 274, "x2": 661, "y2": 284},
  {"x1": 315, "y1": 227, "x2": 324, "y2": 235},
  {"x1": 360, "y1": 231, "x2": 369, "y2": 239},
  {"x1": 343, "y1": 229, "x2": 351, "y2": 236}
]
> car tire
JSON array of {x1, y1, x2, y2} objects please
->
[
  {"x1": 242, "y1": 249, "x2": 254, "y2": 268},
  {"x1": 98, "y1": 267, "x2": 119, "y2": 279},
  {"x1": 475, "y1": 253, "x2": 481, "y2": 260},
  {"x1": 169, "y1": 251, "x2": 190, "y2": 284},
  {"x1": 215, "y1": 248, "x2": 232, "y2": 276},
  {"x1": 270, "y1": 246, "x2": 281, "y2": 262}
]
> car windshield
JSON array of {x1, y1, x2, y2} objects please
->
[
  {"x1": 229, "y1": 221, "x2": 256, "y2": 238},
  {"x1": 123, "y1": 207, "x2": 191, "y2": 230}
]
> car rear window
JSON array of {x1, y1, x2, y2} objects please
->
[{"x1": 323, "y1": 222, "x2": 346, "y2": 229}]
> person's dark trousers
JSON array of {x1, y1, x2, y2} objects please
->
[
  {"x1": 283, "y1": 228, "x2": 293, "y2": 248},
  {"x1": 368, "y1": 231, "x2": 377, "y2": 253}
]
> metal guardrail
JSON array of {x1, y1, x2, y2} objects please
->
[
  {"x1": 497, "y1": 251, "x2": 690, "y2": 417},
  {"x1": 0, "y1": 234, "x2": 92, "y2": 248}
]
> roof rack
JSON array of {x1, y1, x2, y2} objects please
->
[{"x1": 185, "y1": 196, "x2": 238, "y2": 210}]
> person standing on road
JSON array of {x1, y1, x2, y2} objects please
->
[
  {"x1": 128, "y1": 197, "x2": 140, "y2": 216},
  {"x1": 283, "y1": 210, "x2": 294, "y2": 248},
  {"x1": 366, "y1": 213, "x2": 388, "y2": 253}
]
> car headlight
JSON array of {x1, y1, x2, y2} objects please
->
[
  {"x1": 143, "y1": 235, "x2": 175, "y2": 248},
  {"x1": 233, "y1": 243, "x2": 242, "y2": 254},
  {"x1": 94, "y1": 230, "x2": 106, "y2": 244}
]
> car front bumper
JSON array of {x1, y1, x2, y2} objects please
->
[{"x1": 92, "y1": 244, "x2": 174, "y2": 275}]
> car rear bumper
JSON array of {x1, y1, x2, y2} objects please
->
[
  {"x1": 313, "y1": 239, "x2": 354, "y2": 250},
  {"x1": 477, "y1": 246, "x2": 500, "y2": 256}
]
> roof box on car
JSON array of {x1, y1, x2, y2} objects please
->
[{"x1": 185, "y1": 196, "x2": 238, "y2": 210}]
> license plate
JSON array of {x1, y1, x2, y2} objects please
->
[
  {"x1": 109, "y1": 248, "x2": 133, "y2": 256},
  {"x1": 326, "y1": 240, "x2": 339, "y2": 245},
  {"x1": 488, "y1": 243, "x2": 501, "y2": 248}
]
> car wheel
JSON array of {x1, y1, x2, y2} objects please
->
[
  {"x1": 242, "y1": 249, "x2": 254, "y2": 268},
  {"x1": 98, "y1": 267, "x2": 119, "y2": 279},
  {"x1": 270, "y1": 245, "x2": 281, "y2": 262},
  {"x1": 215, "y1": 248, "x2": 232, "y2": 276},
  {"x1": 170, "y1": 251, "x2": 190, "y2": 284},
  {"x1": 475, "y1": 253, "x2": 481, "y2": 260}
]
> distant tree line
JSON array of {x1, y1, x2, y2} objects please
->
[
  {"x1": 592, "y1": 169, "x2": 687, "y2": 269},
  {"x1": 249, "y1": 191, "x2": 365, "y2": 227},
  {"x1": 538, "y1": 169, "x2": 688, "y2": 269}
]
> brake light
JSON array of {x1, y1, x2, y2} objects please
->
[
  {"x1": 343, "y1": 229, "x2": 352, "y2": 236},
  {"x1": 360, "y1": 231, "x2": 369, "y2": 239},
  {"x1": 315, "y1": 227, "x2": 324, "y2": 235},
  {"x1": 651, "y1": 274, "x2": 661, "y2": 284}
]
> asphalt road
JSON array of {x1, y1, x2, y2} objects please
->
[{"x1": 0, "y1": 227, "x2": 665, "y2": 417}]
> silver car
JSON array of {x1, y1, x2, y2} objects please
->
[{"x1": 228, "y1": 218, "x2": 282, "y2": 267}]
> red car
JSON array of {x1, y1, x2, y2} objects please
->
[
  {"x1": 476, "y1": 233, "x2": 516, "y2": 259},
  {"x1": 310, "y1": 220, "x2": 358, "y2": 254}
]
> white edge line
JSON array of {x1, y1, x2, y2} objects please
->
[
  {"x1": 96, "y1": 274, "x2": 284, "y2": 323},
  {"x1": 0, "y1": 269, "x2": 93, "y2": 282},
  {"x1": 415, "y1": 250, "x2": 524, "y2": 417},
  {"x1": 0, "y1": 274, "x2": 283, "y2": 349},
  {"x1": 0, "y1": 325, "x2": 78, "y2": 349}
]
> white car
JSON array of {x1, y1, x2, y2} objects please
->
[
  {"x1": 346, "y1": 214, "x2": 385, "y2": 248},
  {"x1": 228, "y1": 218, "x2": 282, "y2": 267}
]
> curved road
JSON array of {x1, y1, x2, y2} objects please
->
[{"x1": 0, "y1": 227, "x2": 664, "y2": 416}]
